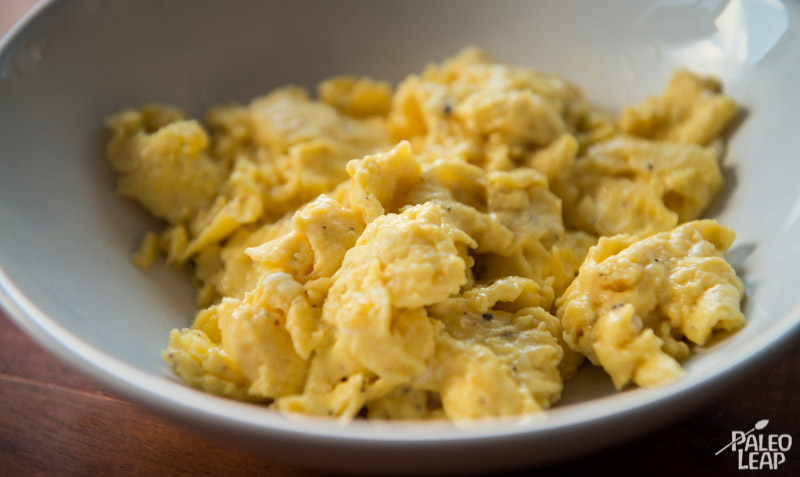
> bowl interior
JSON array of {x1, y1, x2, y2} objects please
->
[{"x1": 1, "y1": 0, "x2": 799, "y2": 467}]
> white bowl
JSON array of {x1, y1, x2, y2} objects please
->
[{"x1": 1, "y1": 0, "x2": 798, "y2": 473}]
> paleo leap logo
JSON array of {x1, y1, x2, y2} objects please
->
[{"x1": 716, "y1": 419, "x2": 793, "y2": 470}]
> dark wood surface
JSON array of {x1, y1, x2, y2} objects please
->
[{"x1": 1, "y1": 308, "x2": 798, "y2": 476}]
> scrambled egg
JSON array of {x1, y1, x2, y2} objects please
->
[
  {"x1": 556, "y1": 220, "x2": 745, "y2": 389},
  {"x1": 106, "y1": 48, "x2": 744, "y2": 421}
]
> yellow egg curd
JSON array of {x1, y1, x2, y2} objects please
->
[{"x1": 106, "y1": 48, "x2": 743, "y2": 421}]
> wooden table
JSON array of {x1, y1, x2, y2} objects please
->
[{"x1": 1, "y1": 308, "x2": 797, "y2": 476}]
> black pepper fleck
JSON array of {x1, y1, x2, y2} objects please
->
[
  {"x1": 611, "y1": 303, "x2": 624, "y2": 310},
  {"x1": 647, "y1": 162, "x2": 654, "y2": 171},
  {"x1": 482, "y1": 312, "x2": 494, "y2": 321},
  {"x1": 443, "y1": 102, "x2": 453, "y2": 116}
]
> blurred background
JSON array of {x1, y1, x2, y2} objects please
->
[{"x1": 1, "y1": 0, "x2": 38, "y2": 38}]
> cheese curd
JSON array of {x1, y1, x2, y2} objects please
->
[{"x1": 107, "y1": 48, "x2": 744, "y2": 421}]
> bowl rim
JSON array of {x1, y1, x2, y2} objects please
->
[
  {"x1": 3, "y1": 259, "x2": 800, "y2": 445},
  {"x1": 1, "y1": 0, "x2": 799, "y2": 449}
]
